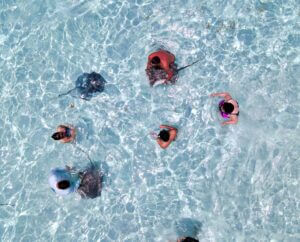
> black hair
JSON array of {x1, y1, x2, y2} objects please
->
[
  {"x1": 159, "y1": 129, "x2": 170, "y2": 142},
  {"x1": 51, "y1": 132, "x2": 66, "y2": 140},
  {"x1": 223, "y1": 102, "x2": 234, "y2": 114},
  {"x1": 151, "y1": 56, "x2": 161, "y2": 65},
  {"x1": 57, "y1": 180, "x2": 71, "y2": 189},
  {"x1": 153, "y1": 65, "x2": 162, "y2": 70},
  {"x1": 181, "y1": 237, "x2": 199, "y2": 242}
]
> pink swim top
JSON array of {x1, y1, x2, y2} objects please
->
[
  {"x1": 219, "y1": 100, "x2": 239, "y2": 119},
  {"x1": 219, "y1": 100, "x2": 230, "y2": 119}
]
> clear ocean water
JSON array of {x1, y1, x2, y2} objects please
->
[{"x1": 0, "y1": 0, "x2": 299, "y2": 241}]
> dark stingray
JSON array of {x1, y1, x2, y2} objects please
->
[
  {"x1": 58, "y1": 72, "x2": 106, "y2": 100},
  {"x1": 77, "y1": 167, "x2": 102, "y2": 199},
  {"x1": 146, "y1": 63, "x2": 178, "y2": 87},
  {"x1": 146, "y1": 60, "x2": 200, "y2": 87}
]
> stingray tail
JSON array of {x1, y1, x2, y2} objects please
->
[
  {"x1": 177, "y1": 59, "x2": 200, "y2": 72},
  {"x1": 73, "y1": 144, "x2": 94, "y2": 167},
  {"x1": 58, "y1": 87, "x2": 77, "y2": 98},
  {"x1": 0, "y1": 203, "x2": 14, "y2": 207}
]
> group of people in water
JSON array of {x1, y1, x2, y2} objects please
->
[
  {"x1": 147, "y1": 50, "x2": 239, "y2": 149},
  {"x1": 50, "y1": 124, "x2": 102, "y2": 199},
  {"x1": 48, "y1": 49, "x2": 240, "y2": 241}
]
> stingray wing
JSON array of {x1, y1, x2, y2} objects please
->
[
  {"x1": 77, "y1": 168, "x2": 102, "y2": 199},
  {"x1": 147, "y1": 68, "x2": 168, "y2": 86},
  {"x1": 74, "y1": 72, "x2": 106, "y2": 100}
]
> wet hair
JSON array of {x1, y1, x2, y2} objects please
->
[
  {"x1": 181, "y1": 237, "x2": 199, "y2": 242},
  {"x1": 223, "y1": 102, "x2": 234, "y2": 114},
  {"x1": 51, "y1": 132, "x2": 66, "y2": 140},
  {"x1": 153, "y1": 65, "x2": 162, "y2": 70},
  {"x1": 57, "y1": 180, "x2": 71, "y2": 189},
  {"x1": 158, "y1": 130, "x2": 170, "y2": 142},
  {"x1": 151, "y1": 56, "x2": 160, "y2": 65}
]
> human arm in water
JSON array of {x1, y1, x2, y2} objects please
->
[
  {"x1": 210, "y1": 92, "x2": 232, "y2": 101},
  {"x1": 157, "y1": 139, "x2": 169, "y2": 149},
  {"x1": 222, "y1": 114, "x2": 238, "y2": 125},
  {"x1": 160, "y1": 125, "x2": 176, "y2": 131},
  {"x1": 161, "y1": 53, "x2": 175, "y2": 81}
]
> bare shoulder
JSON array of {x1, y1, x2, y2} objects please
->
[
  {"x1": 170, "y1": 129, "x2": 177, "y2": 140},
  {"x1": 157, "y1": 139, "x2": 169, "y2": 149},
  {"x1": 224, "y1": 93, "x2": 232, "y2": 100}
]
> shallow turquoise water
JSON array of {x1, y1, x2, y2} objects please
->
[{"x1": 0, "y1": 0, "x2": 299, "y2": 241}]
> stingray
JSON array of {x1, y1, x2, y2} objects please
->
[
  {"x1": 77, "y1": 166, "x2": 102, "y2": 199},
  {"x1": 146, "y1": 60, "x2": 200, "y2": 87},
  {"x1": 58, "y1": 72, "x2": 106, "y2": 100},
  {"x1": 147, "y1": 63, "x2": 178, "y2": 87}
]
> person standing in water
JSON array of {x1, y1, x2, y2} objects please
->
[
  {"x1": 152, "y1": 125, "x2": 178, "y2": 149},
  {"x1": 51, "y1": 124, "x2": 76, "y2": 143},
  {"x1": 146, "y1": 50, "x2": 177, "y2": 86},
  {"x1": 211, "y1": 92, "x2": 239, "y2": 125}
]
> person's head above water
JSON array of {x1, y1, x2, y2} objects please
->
[
  {"x1": 52, "y1": 132, "x2": 67, "y2": 140},
  {"x1": 181, "y1": 237, "x2": 199, "y2": 242},
  {"x1": 57, "y1": 180, "x2": 71, "y2": 189},
  {"x1": 151, "y1": 56, "x2": 161, "y2": 65},
  {"x1": 49, "y1": 168, "x2": 80, "y2": 196},
  {"x1": 158, "y1": 129, "x2": 170, "y2": 142},
  {"x1": 156, "y1": 125, "x2": 178, "y2": 149},
  {"x1": 222, "y1": 102, "x2": 234, "y2": 114},
  {"x1": 52, "y1": 125, "x2": 75, "y2": 143}
]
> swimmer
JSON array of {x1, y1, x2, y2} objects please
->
[
  {"x1": 51, "y1": 124, "x2": 76, "y2": 143},
  {"x1": 48, "y1": 167, "x2": 81, "y2": 196},
  {"x1": 152, "y1": 125, "x2": 177, "y2": 149},
  {"x1": 49, "y1": 166, "x2": 102, "y2": 199},
  {"x1": 211, "y1": 92, "x2": 239, "y2": 125},
  {"x1": 177, "y1": 237, "x2": 199, "y2": 242},
  {"x1": 146, "y1": 50, "x2": 177, "y2": 86}
]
